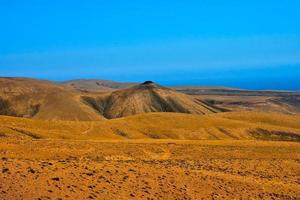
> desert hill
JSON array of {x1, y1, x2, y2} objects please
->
[
  {"x1": 0, "y1": 111, "x2": 299, "y2": 141},
  {"x1": 0, "y1": 77, "x2": 104, "y2": 121},
  {"x1": 62, "y1": 79, "x2": 136, "y2": 92},
  {"x1": 81, "y1": 81, "x2": 223, "y2": 119},
  {"x1": 0, "y1": 78, "x2": 224, "y2": 120},
  {"x1": 62, "y1": 79, "x2": 300, "y2": 115},
  {"x1": 1, "y1": 77, "x2": 300, "y2": 121}
]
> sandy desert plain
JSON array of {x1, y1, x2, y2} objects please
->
[{"x1": 0, "y1": 78, "x2": 300, "y2": 199}]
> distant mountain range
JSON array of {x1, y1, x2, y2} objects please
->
[
  {"x1": 62, "y1": 79, "x2": 136, "y2": 92},
  {"x1": 0, "y1": 78, "x2": 223, "y2": 120},
  {"x1": 0, "y1": 77, "x2": 299, "y2": 121}
]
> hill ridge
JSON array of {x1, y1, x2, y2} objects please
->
[{"x1": 81, "y1": 81, "x2": 223, "y2": 119}]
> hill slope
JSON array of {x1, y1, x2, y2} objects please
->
[
  {"x1": 2, "y1": 77, "x2": 299, "y2": 121},
  {"x1": 82, "y1": 81, "x2": 223, "y2": 119},
  {"x1": 62, "y1": 79, "x2": 136, "y2": 91},
  {"x1": 1, "y1": 111, "x2": 299, "y2": 141},
  {"x1": 0, "y1": 77, "x2": 104, "y2": 121},
  {"x1": 0, "y1": 78, "x2": 224, "y2": 120}
]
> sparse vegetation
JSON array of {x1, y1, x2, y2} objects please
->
[
  {"x1": 0, "y1": 97, "x2": 16, "y2": 116},
  {"x1": 249, "y1": 128, "x2": 300, "y2": 142},
  {"x1": 0, "y1": 111, "x2": 299, "y2": 141}
]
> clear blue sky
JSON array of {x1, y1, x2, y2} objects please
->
[{"x1": 0, "y1": 0, "x2": 300, "y2": 90}]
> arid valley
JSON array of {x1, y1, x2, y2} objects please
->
[{"x1": 0, "y1": 78, "x2": 300, "y2": 199}]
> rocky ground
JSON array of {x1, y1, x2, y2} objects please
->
[{"x1": 1, "y1": 139, "x2": 299, "y2": 199}]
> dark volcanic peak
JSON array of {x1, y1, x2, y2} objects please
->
[
  {"x1": 142, "y1": 81, "x2": 154, "y2": 85},
  {"x1": 136, "y1": 81, "x2": 161, "y2": 90}
]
